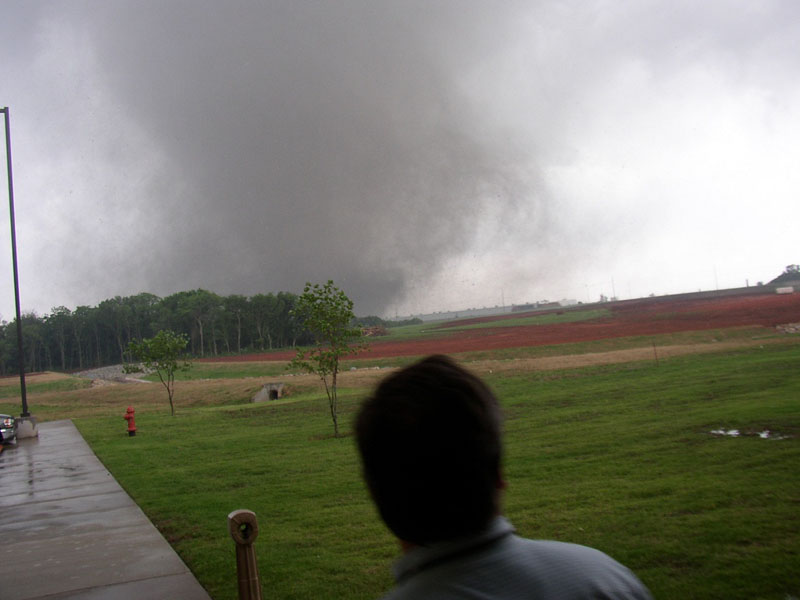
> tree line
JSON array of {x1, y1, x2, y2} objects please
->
[{"x1": 0, "y1": 289, "x2": 314, "y2": 374}]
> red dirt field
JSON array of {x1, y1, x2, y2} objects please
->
[{"x1": 205, "y1": 292, "x2": 800, "y2": 362}]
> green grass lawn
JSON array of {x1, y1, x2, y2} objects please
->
[
  {"x1": 0, "y1": 375, "x2": 92, "y2": 398},
  {"x1": 182, "y1": 325, "x2": 782, "y2": 382},
  {"x1": 435, "y1": 308, "x2": 612, "y2": 331},
  {"x1": 159, "y1": 356, "x2": 417, "y2": 382},
  {"x1": 159, "y1": 360, "x2": 290, "y2": 381},
  {"x1": 381, "y1": 321, "x2": 437, "y2": 340},
  {"x1": 71, "y1": 342, "x2": 800, "y2": 599}
]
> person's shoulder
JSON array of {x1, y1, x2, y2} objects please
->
[
  {"x1": 506, "y1": 535, "x2": 653, "y2": 599},
  {"x1": 514, "y1": 536, "x2": 619, "y2": 562}
]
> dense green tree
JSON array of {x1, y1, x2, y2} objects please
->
[
  {"x1": 770, "y1": 264, "x2": 800, "y2": 285},
  {"x1": 250, "y1": 293, "x2": 276, "y2": 350},
  {"x1": 223, "y1": 294, "x2": 249, "y2": 353},
  {"x1": 46, "y1": 306, "x2": 72, "y2": 371},
  {"x1": 71, "y1": 306, "x2": 92, "y2": 369},
  {"x1": 20, "y1": 313, "x2": 46, "y2": 372},
  {"x1": 178, "y1": 289, "x2": 223, "y2": 357},
  {"x1": 125, "y1": 293, "x2": 160, "y2": 341},
  {"x1": 0, "y1": 288, "x2": 331, "y2": 374},
  {"x1": 354, "y1": 315, "x2": 385, "y2": 327},
  {"x1": 277, "y1": 292, "x2": 306, "y2": 347},
  {"x1": 0, "y1": 321, "x2": 14, "y2": 376},
  {"x1": 86, "y1": 305, "x2": 106, "y2": 367},
  {"x1": 97, "y1": 297, "x2": 132, "y2": 363},
  {"x1": 156, "y1": 291, "x2": 193, "y2": 334}
]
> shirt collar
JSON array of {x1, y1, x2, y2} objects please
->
[{"x1": 393, "y1": 516, "x2": 515, "y2": 582}]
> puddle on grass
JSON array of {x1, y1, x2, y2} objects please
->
[
  {"x1": 710, "y1": 428, "x2": 741, "y2": 437},
  {"x1": 709, "y1": 428, "x2": 791, "y2": 440}
]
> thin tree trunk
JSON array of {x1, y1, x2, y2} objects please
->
[
  {"x1": 236, "y1": 314, "x2": 242, "y2": 353},
  {"x1": 196, "y1": 317, "x2": 205, "y2": 358},
  {"x1": 58, "y1": 338, "x2": 66, "y2": 371},
  {"x1": 74, "y1": 328, "x2": 83, "y2": 369}
]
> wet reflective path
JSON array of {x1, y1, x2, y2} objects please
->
[{"x1": 0, "y1": 420, "x2": 211, "y2": 599}]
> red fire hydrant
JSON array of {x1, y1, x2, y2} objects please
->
[{"x1": 124, "y1": 406, "x2": 137, "y2": 437}]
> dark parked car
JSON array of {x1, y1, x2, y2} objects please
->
[{"x1": 0, "y1": 414, "x2": 17, "y2": 444}]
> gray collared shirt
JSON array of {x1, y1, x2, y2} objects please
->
[{"x1": 385, "y1": 517, "x2": 652, "y2": 599}]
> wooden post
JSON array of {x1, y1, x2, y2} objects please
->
[{"x1": 228, "y1": 509, "x2": 263, "y2": 600}]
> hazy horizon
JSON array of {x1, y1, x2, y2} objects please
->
[{"x1": 2, "y1": 1, "x2": 798, "y2": 320}]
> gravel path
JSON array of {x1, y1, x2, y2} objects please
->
[{"x1": 74, "y1": 364, "x2": 152, "y2": 383}]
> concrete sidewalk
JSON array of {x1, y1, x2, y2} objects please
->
[{"x1": 0, "y1": 420, "x2": 212, "y2": 600}]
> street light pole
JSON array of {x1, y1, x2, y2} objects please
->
[{"x1": 1, "y1": 106, "x2": 30, "y2": 418}]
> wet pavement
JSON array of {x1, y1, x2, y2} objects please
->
[{"x1": 0, "y1": 420, "x2": 212, "y2": 600}]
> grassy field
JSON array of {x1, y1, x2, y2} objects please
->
[
  {"x1": 433, "y1": 307, "x2": 612, "y2": 331},
  {"x1": 452, "y1": 324, "x2": 782, "y2": 362},
  {"x1": 0, "y1": 372, "x2": 92, "y2": 398},
  {"x1": 1, "y1": 336, "x2": 798, "y2": 599},
  {"x1": 372, "y1": 307, "x2": 611, "y2": 340}
]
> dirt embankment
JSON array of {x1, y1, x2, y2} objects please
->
[{"x1": 463, "y1": 339, "x2": 786, "y2": 376}]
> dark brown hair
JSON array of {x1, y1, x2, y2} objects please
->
[{"x1": 355, "y1": 355, "x2": 503, "y2": 544}]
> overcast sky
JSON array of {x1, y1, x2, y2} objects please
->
[{"x1": 1, "y1": 1, "x2": 798, "y2": 319}]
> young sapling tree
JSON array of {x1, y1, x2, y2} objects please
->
[
  {"x1": 126, "y1": 330, "x2": 191, "y2": 416},
  {"x1": 290, "y1": 280, "x2": 366, "y2": 437}
]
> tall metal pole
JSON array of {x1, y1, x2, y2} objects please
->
[{"x1": 1, "y1": 107, "x2": 29, "y2": 417}]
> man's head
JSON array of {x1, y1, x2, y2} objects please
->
[{"x1": 355, "y1": 354, "x2": 503, "y2": 545}]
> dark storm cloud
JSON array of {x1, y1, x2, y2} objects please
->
[
  {"x1": 65, "y1": 1, "x2": 545, "y2": 314},
  {"x1": 4, "y1": 1, "x2": 799, "y2": 318}
]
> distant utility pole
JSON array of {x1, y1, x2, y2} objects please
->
[{"x1": 1, "y1": 106, "x2": 29, "y2": 417}]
